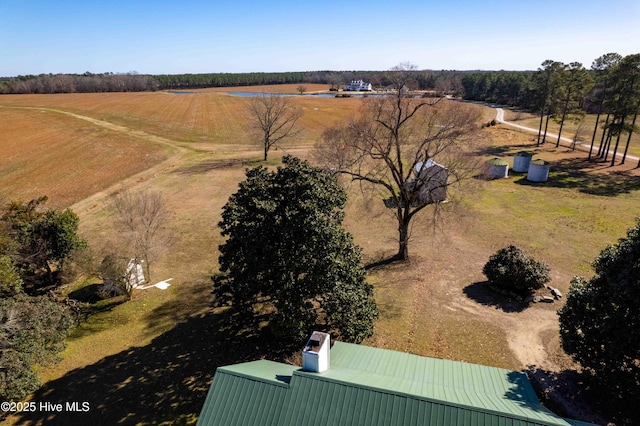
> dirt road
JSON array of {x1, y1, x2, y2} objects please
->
[{"x1": 494, "y1": 106, "x2": 640, "y2": 163}]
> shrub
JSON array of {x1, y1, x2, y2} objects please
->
[{"x1": 482, "y1": 245, "x2": 550, "y2": 293}]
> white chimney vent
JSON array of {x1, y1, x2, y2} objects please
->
[{"x1": 302, "y1": 331, "x2": 330, "y2": 373}]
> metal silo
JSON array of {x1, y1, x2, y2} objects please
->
[
  {"x1": 527, "y1": 159, "x2": 550, "y2": 182},
  {"x1": 513, "y1": 151, "x2": 533, "y2": 173}
]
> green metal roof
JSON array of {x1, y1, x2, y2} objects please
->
[
  {"x1": 486, "y1": 157, "x2": 509, "y2": 166},
  {"x1": 197, "y1": 342, "x2": 594, "y2": 426}
]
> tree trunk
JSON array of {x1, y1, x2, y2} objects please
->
[
  {"x1": 396, "y1": 219, "x2": 410, "y2": 261},
  {"x1": 542, "y1": 113, "x2": 552, "y2": 144},
  {"x1": 556, "y1": 96, "x2": 570, "y2": 147},
  {"x1": 603, "y1": 128, "x2": 613, "y2": 161},
  {"x1": 264, "y1": 140, "x2": 269, "y2": 161},
  {"x1": 144, "y1": 256, "x2": 152, "y2": 283},
  {"x1": 589, "y1": 81, "x2": 607, "y2": 159},
  {"x1": 537, "y1": 106, "x2": 546, "y2": 146},
  {"x1": 610, "y1": 116, "x2": 626, "y2": 167},
  {"x1": 597, "y1": 113, "x2": 611, "y2": 157},
  {"x1": 621, "y1": 106, "x2": 638, "y2": 164},
  {"x1": 588, "y1": 113, "x2": 601, "y2": 159}
]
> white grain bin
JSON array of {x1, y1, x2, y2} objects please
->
[
  {"x1": 513, "y1": 151, "x2": 533, "y2": 173},
  {"x1": 484, "y1": 157, "x2": 509, "y2": 179},
  {"x1": 302, "y1": 331, "x2": 330, "y2": 373},
  {"x1": 527, "y1": 159, "x2": 550, "y2": 182}
]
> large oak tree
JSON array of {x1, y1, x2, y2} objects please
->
[{"x1": 315, "y1": 64, "x2": 481, "y2": 261}]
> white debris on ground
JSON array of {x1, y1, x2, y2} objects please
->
[{"x1": 139, "y1": 278, "x2": 173, "y2": 290}]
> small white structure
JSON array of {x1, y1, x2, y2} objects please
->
[
  {"x1": 344, "y1": 79, "x2": 372, "y2": 91},
  {"x1": 302, "y1": 331, "x2": 330, "y2": 373},
  {"x1": 413, "y1": 159, "x2": 448, "y2": 204},
  {"x1": 513, "y1": 151, "x2": 533, "y2": 173},
  {"x1": 484, "y1": 157, "x2": 509, "y2": 179},
  {"x1": 527, "y1": 159, "x2": 550, "y2": 182},
  {"x1": 384, "y1": 160, "x2": 448, "y2": 208},
  {"x1": 126, "y1": 258, "x2": 145, "y2": 289}
]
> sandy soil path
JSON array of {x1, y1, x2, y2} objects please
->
[{"x1": 449, "y1": 295, "x2": 559, "y2": 369}]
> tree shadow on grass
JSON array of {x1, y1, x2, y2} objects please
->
[
  {"x1": 514, "y1": 157, "x2": 640, "y2": 196},
  {"x1": 10, "y1": 302, "x2": 296, "y2": 425},
  {"x1": 471, "y1": 142, "x2": 536, "y2": 158},
  {"x1": 365, "y1": 256, "x2": 403, "y2": 270},
  {"x1": 171, "y1": 158, "x2": 262, "y2": 176},
  {"x1": 463, "y1": 281, "x2": 528, "y2": 313}
]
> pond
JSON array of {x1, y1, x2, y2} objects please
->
[{"x1": 226, "y1": 92, "x2": 388, "y2": 98}]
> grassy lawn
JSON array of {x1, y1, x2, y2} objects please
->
[{"x1": 2, "y1": 92, "x2": 639, "y2": 425}]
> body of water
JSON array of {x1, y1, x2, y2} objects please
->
[{"x1": 226, "y1": 92, "x2": 388, "y2": 98}]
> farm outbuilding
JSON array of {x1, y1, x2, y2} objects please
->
[
  {"x1": 527, "y1": 159, "x2": 550, "y2": 182},
  {"x1": 513, "y1": 151, "x2": 533, "y2": 172},
  {"x1": 197, "y1": 335, "x2": 596, "y2": 426},
  {"x1": 126, "y1": 259, "x2": 145, "y2": 288},
  {"x1": 484, "y1": 157, "x2": 509, "y2": 179},
  {"x1": 413, "y1": 159, "x2": 448, "y2": 204}
]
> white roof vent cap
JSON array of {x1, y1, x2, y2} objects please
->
[{"x1": 302, "y1": 331, "x2": 330, "y2": 373}]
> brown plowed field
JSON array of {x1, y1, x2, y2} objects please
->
[
  {"x1": 0, "y1": 85, "x2": 361, "y2": 147},
  {"x1": 0, "y1": 86, "x2": 361, "y2": 208},
  {"x1": 0, "y1": 107, "x2": 169, "y2": 208}
]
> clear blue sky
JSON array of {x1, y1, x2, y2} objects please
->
[{"x1": 1, "y1": 0, "x2": 638, "y2": 76}]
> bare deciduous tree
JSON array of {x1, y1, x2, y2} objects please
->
[
  {"x1": 110, "y1": 189, "x2": 170, "y2": 282},
  {"x1": 314, "y1": 64, "x2": 481, "y2": 262},
  {"x1": 296, "y1": 85, "x2": 307, "y2": 95},
  {"x1": 247, "y1": 92, "x2": 302, "y2": 161},
  {"x1": 571, "y1": 116, "x2": 588, "y2": 150}
]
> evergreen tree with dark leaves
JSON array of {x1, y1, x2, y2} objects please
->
[
  {"x1": 214, "y1": 156, "x2": 378, "y2": 343},
  {"x1": 559, "y1": 219, "x2": 640, "y2": 419}
]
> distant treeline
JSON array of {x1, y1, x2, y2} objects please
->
[
  {"x1": 461, "y1": 71, "x2": 537, "y2": 108},
  {"x1": 463, "y1": 53, "x2": 640, "y2": 167},
  {"x1": 0, "y1": 72, "x2": 160, "y2": 94},
  {"x1": 460, "y1": 52, "x2": 640, "y2": 114},
  {"x1": 0, "y1": 70, "x2": 463, "y2": 94}
]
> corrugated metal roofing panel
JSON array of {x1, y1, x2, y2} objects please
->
[
  {"x1": 196, "y1": 360, "x2": 295, "y2": 426},
  {"x1": 324, "y1": 342, "x2": 571, "y2": 425},
  {"x1": 198, "y1": 342, "x2": 596, "y2": 426}
]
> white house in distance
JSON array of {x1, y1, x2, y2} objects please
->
[{"x1": 344, "y1": 79, "x2": 372, "y2": 91}]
